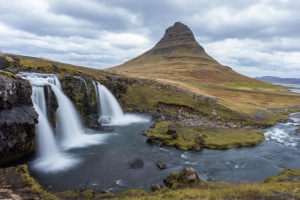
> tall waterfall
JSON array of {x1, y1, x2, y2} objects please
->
[
  {"x1": 97, "y1": 83, "x2": 124, "y2": 123},
  {"x1": 30, "y1": 83, "x2": 78, "y2": 172},
  {"x1": 19, "y1": 73, "x2": 108, "y2": 172},
  {"x1": 32, "y1": 87, "x2": 59, "y2": 159}
]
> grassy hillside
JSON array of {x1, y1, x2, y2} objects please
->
[{"x1": 106, "y1": 23, "x2": 299, "y2": 115}]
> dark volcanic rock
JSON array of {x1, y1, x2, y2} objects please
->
[
  {"x1": 154, "y1": 22, "x2": 204, "y2": 53},
  {"x1": 60, "y1": 75, "x2": 99, "y2": 129},
  {"x1": 164, "y1": 167, "x2": 202, "y2": 189},
  {"x1": 156, "y1": 161, "x2": 167, "y2": 170},
  {"x1": 43, "y1": 84, "x2": 58, "y2": 130},
  {"x1": 0, "y1": 56, "x2": 10, "y2": 70},
  {"x1": 0, "y1": 72, "x2": 38, "y2": 165},
  {"x1": 178, "y1": 167, "x2": 200, "y2": 184},
  {"x1": 150, "y1": 183, "x2": 163, "y2": 192},
  {"x1": 126, "y1": 157, "x2": 144, "y2": 169}
]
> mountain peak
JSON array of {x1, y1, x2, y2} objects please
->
[{"x1": 154, "y1": 22, "x2": 204, "y2": 52}]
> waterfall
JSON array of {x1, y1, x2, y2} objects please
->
[
  {"x1": 33, "y1": 103, "x2": 60, "y2": 159},
  {"x1": 32, "y1": 87, "x2": 59, "y2": 158},
  {"x1": 92, "y1": 81, "x2": 100, "y2": 116},
  {"x1": 31, "y1": 85, "x2": 78, "y2": 172},
  {"x1": 50, "y1": 84, "x2": 86, "y2": 148},
  {"x1": 97, "y1": 83, "x2": 124, "y2": 123}
]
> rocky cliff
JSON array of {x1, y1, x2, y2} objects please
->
[
  {"x1": 0, "y1": 71, "x2": 38, "y2": 165},
  {"x1": 60, "y1": 75, "x2": 100, "y2": 129}
]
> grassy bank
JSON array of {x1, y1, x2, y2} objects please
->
[{"x1": 95, "y1": 169, "x2": 300, "y2": 200}]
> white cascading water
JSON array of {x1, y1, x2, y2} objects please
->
[
  {"x1": 92, "y1": 81, "x2": 100, "y2": 115},
  {"x1": 50, "y1": 85, "x2": 86, "y2": 148},
  {"x1": 32, "y1": 87, "x2": 59, "y2": 158},
  {"x1": 19, "y1": 73, "x2": 109, "y2": 172},
  {"x1": 97, "y1": 83, "x2": 124, "y2": 123},
  {"x1": 95, "y1": 82, "x2": 149, "y2": 125},
  {"x1": 31, "y1": 85, "x2": 78, "y2": 172}
]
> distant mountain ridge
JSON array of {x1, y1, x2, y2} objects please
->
[{"x1": 256, "y1": 76, "x2": 300, "y2": 84}]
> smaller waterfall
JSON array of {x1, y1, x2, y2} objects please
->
[
  {"x1": 97, "y1": 84, "x2": 124, "y2": 123},
  {"x1": 50, "y1": 85, "x2": 86, "y2": 148},
  {"x1": 93, "y1": 81, "x2": 101, "y2": 115}
]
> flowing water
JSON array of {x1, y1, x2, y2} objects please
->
[
  {"x1": 97, "y1": 83, "x2": 124, "y2": 123},
  {"x1": 16, "y1": 72, "x2": 300, "y2": 193}
]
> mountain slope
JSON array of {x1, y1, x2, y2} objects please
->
[{"x1": 108, "y1": 22, "x2": 262, "y2": 84}]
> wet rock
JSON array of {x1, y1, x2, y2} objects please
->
[
  {"x1": 156, "y1": 161, "x2": 167, "y2": 170},
  {"x1": 150, "y1": 184, "x2": 163, "y2": 192},
  {"x1": 192, "y1": 146, "x2": 202, "y2": 152},
  {"x1": 0, "y1": 72, "x2": 38, "y2": 165},
  {"x1": 99, "y1": 116, "x2": 112, "y2": 125},
  {"x1": 178, "y1": 167, "x2": 200, "y2": 184},
  {"x1": 164, "y1": 167, "x2": 202, "y2": 188},
  {"x1": 126, "y1": 157, "x2": 144, "y2": 169},
  {"x1": 146, "y1": 137, "x2": 155, "y2": 144},
  {"x1": 166, "y1": 129, "x2": 176, "y2": 135},
  {"x1": 146, "y1": 136, "x2": 164, "y2": 147},
  {"x1": 43, "y1": 84, "x2": 58, "y2": 130},
  {"x1": 295, "y1": 126, "x2": 300, "y2": 135},
  {"x1": 164, "y1": 172, "x2": 179, "y2": 188},
  {"x1": 171, "y1": 133, "x2": 178, "y2": 140}
]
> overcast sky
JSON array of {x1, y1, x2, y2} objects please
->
[{"x1": 0, "y1": 0, "x2": 299, "y2": 78}]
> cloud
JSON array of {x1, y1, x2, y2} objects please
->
[{"x1": 0, "y1": 0, "x2": 299, "y2": 77}]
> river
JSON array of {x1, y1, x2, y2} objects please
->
[{"x1": 23, "y1": 112, "x2": 300, "y2": 194}]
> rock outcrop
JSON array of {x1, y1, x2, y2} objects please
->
[
  {"x1": 164, "y1": 167, "x2": 202, "y2": 188},
  {"x1": 0, "y1": 71, "x2": 38, "y2": 165},
  {"x1": 59, "y1": 75, "x2": 100, "y2": 129},
  {"x1": 43, "y1": 84, "x2": 58, "y2": 130},
  {"x1": 154, "y1": 22, "x2": 205, "y2": 53}
]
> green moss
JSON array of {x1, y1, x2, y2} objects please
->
[
  {"x1": 55, "y1": 189, "x2": 95, "y2": 200},
  {"x1": 19, "y1": 165, "x2": 59, "y2": 200},
  {"x1": 147, "y1": 121, "x2": 265, "y2": 150},
  {"x1": 0, "y1": 70, "x2": 18, "y2": 78}
]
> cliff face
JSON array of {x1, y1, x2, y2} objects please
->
[
  {"x1": 59, "y1": 75, "x2": 100, "y2": 129},
  {"x1": 0, "y1": 71, "x2": 38, "y2": 165}
]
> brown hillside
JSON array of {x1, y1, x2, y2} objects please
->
[{"x1": 108, "y1": 22, "x2": 262, "y2": 85}]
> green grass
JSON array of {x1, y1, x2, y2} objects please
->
[
  {"x1": 95, "y1": 170, "x2": 300, "y2": 199},
  {"x1": 265, "y1": 169, "x2": 300, "y2": 183},
  {"x1": 224, "y1": 82, "x2": 284, "y2": 90},
  {"x1": 146, "y1": 121, "x2": 265, "y2": 150},
  {"x1": 18, "y1": 165, "x2": 59, "y2": 200}
]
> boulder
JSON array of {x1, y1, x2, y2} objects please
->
[
  {"x1": 164, "y1": 167, "x2": 202, "y2": 188},
  {"x1": 178, "y1": 167, "x2": 200, "y2": 184},
  {"x1": 98, "y1": 116, "x2": 111, "y2": 125},
  {"x1": 150, "y1": 184, "x2": 163, "y2": 192},
  {"x1": 156, "y1": 161, "x2": 167, "y2": 170},
  {"x1": 164, "y1": 172, "x2": 179, "y2": 188}
]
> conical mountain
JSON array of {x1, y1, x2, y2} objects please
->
[{"x1": 109, "y1": 22, "x2": 262, "y2": 84}]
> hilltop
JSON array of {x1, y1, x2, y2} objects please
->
[
  {"x1": 108, "y1": 22, "x2": 262, "y2": 84},
  {"x1": 107, "y1": 22, "x2": 298, "y2": 113}
]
